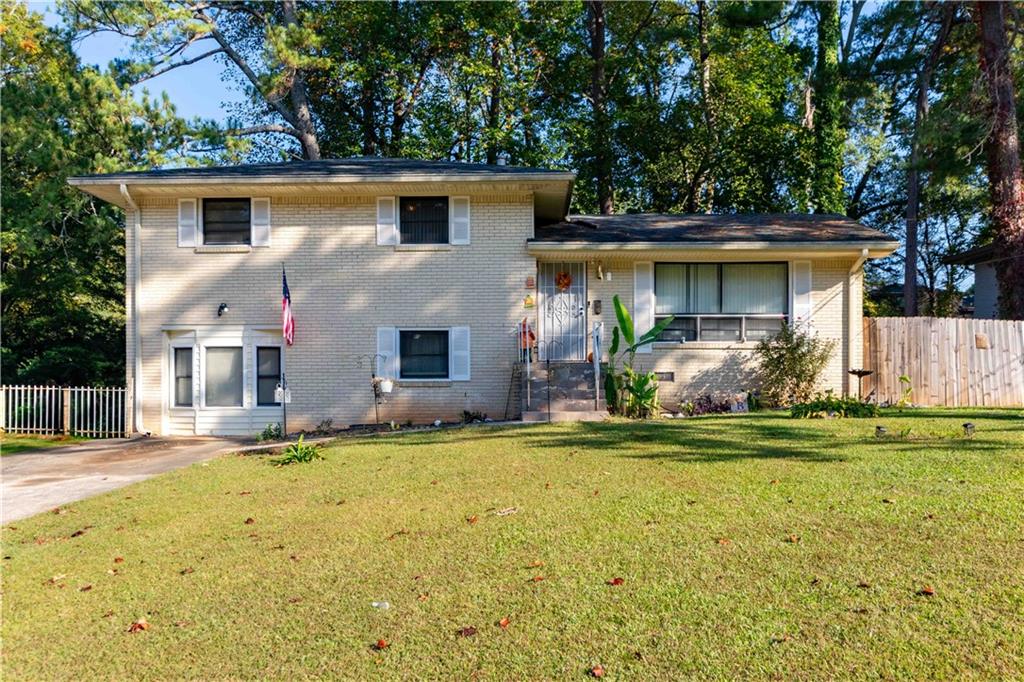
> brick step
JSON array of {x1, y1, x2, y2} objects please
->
[{"x1": 522, "y1": 409, "x2": 608, "y2": 423}]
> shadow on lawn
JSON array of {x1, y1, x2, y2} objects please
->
[{"x1": 386, "y1": 413, "x2": 1018, "y2": 464}]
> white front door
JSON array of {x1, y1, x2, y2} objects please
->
[{"x1": 538, "y1": 261, "x2": 587, "y2": 361}]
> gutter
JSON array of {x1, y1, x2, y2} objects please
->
[
  {"x1": 68, "y1": 171, "x2": 577, "y2": 186},
  {"x1": 848, "y1": 248, "x2": 869, "y2": 397},
  {"x1": 119, "y1": 184, "x2": 148, "y2": 436},
  {"x1": 526, "y1": 240, "x2": 900, "y2": 254}
]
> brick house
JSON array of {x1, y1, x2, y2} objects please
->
[{"x1": 69, "y1": 158, "x2": 897, "y2": 435}]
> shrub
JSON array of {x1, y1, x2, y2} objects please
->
[
  {"x1": 621, "y1": 368, "x2": 660, "y2": 418},
  {"x1": 257, "y1": 423, "x2": 283, "y2": 443},
  {"x1": 681, "y1": 394, "x2": 732, "y2": 416},
  {"x1": 754, "y1": 324, "x2": 836, "y2": 406},
  {"x1": 790, "y1": 391, "x2": 880, "y2": 419},
  {"x1": 272, "y1": 435, "x2": 322, "y2": 465}
]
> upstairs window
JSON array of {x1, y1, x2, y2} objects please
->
[
  {"x1": 399, "y1": 197, "x2": 448, "y2": 244},
  {"x1": 203, "y1": 198, "x2": 251, "y2": 245}
]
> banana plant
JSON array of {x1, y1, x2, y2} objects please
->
[{"x1": 603, "y1": 295, "x2": 674, "y2": 416}]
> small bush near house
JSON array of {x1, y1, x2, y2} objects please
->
[
  {"x1": 272, "y1": 435, "x2": 322, "y2": 465},
  {"x1": 754, "y1": 324, "x2": 836, "y2": 406},
  {"x1": 462, "y1": 410, "x2": 487, "y2": 423},
  {"x1": 257, "y1": 423, "x2": 283, "y2": 443},
  {"x1": 790, "y1": 391, "x2": 881, "y2": 419}
]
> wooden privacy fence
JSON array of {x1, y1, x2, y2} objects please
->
[
  {"x1": 0, "y1": 385, "x2": 130, "y2": 438},
  {"x1": 863, "y1": 317, "x2": 1024, "y2": 407}
]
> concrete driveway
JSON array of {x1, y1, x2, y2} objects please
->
[{"x1": 2, "y1": 436, "x2": 248, "y2": 523}]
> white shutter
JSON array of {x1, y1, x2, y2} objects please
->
[
  {"x1": 376, "y1": 327, "x2": 398, "y2": 379},
  {"x1": 450, "y1": 196, "x2": 471, "y2": 245},
  {"x1": 177, "y1": 199, "x2": 197, "y2": 247},
  {"x1": 450, "y1": 327, "x2": 471, "y2": 380},
  {"x1": 791, "y1": 260, "x2": 813, "y2": 330},
  {"x1": 376, "y1": 197, "x2": 398, "y2": 245},
  {"x1": 634, "y1": 262, "x2": 655, "y2": 353},
  {"x1": 251, "y1": 198, "x2": 271, "y2": 246}
]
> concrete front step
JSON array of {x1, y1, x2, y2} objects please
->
[
  {"x1": 527, "y1": 398, "x2": 606, "y2": 411},
  {"x1": 522, "y1": 409, "x2": 608, "y2": 423},
  {"x1": 526, "y1": 387, "x2": 597, "y2": 401}
]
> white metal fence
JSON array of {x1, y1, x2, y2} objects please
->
[{"x1": 0, "y1": 385, "x2": 129, "y2": 438}]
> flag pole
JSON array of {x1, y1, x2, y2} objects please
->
[{"x1": 281, "y1": 262, "x2": 288, "y2": 439}]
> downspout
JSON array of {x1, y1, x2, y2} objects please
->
[
  {"x1": 848, "y1": 248, "x2": 869, "y2": 396},
  {"x1": 119, "y1": 184, "x2": 148, "y2": 435}
]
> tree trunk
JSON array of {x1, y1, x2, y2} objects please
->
[
  {"x1": 976, "y1": 1, "x2": 1024, "y2": 319},
  {"x1": 904, "y1": 4, "x2": 955, "y2": 317},
  {"x1": 359, "y1": 78, "x2": 377, "y2": 156},
  {"x1": 810, "y1": 0, "x2": 844, "y2": 214},
  {"x1": 486, "y1": 37, "x2": 502, "y2": 165},
  {"x1": 587, "y1": 0, "x2": 613, "y2": 215},
  {"x1": 697, "y1": 0, "x2": 717, "y2": 213},
  {"x1": 282, "y1": 0, "x2": 321, "y2": 160}
]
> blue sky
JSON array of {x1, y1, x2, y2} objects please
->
[{"x1": 37, "y1": 0, "x2": 242, "y2": 123}]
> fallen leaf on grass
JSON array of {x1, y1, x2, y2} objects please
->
[
  {"x1": 127, "y1": 618, "x2": 149, "y2": 633},
  {"x1": 857, "y1": 581, "x2": 871, "y2": 589},
  {"x1": 79, "y1": 584, "x2": 93, "y2": 592},
  {"x1": 373, "y1": 639, "x2": 389, "y2": 651},
  {"x1": 590, "y1": 664, "x2": 606, "y2": 678},
  {"x1": 288, "y1": 597, "x2": 302, "y2": 604},
  {"x1": 431, "y1": 480, "x2": 439, "y2": 485},
  {"x1": 114, "y1": 556, "x2": 124, "y2": 564},
  {"x1": 769, "y1": 479, "x2": 779, "y2": 485},
  {"x1": 52, "y1": 508, "x2": 68, "y2": 515},
  {"x1": 593, "y1": 489, "x2": 600, "y2": 496},
  {"x1": 239, "y1": 491, "x2": 252, "y2": 496},
  {"x1": 531, "y1": 575, "x2": 545, "y2": 583},
  {"x1": 771, "y1": 634, "x2": 792, "y2": 645},
  {"x1": 498, "y1": 617, "x2": 510, "y2": 629},
  {"x1": 456, "y1": 626, "x2": 477, "y2": 638},
  {"x1": 45, "y1": 574, "x2": 66, "y2": 585},
  {"x1": 545, "y1": 482, "x2": 552, "y2": 489},
  {"x1": 527, "y1": 560, "x2": 544, "y2": 569},
  {"x1": 606, "y1": 577, "x2": 625, "y2": 586},
  {"x1": 784, "y1": 534, "x2": 800, "y2": 544},
  {"x1": 70, "y1": 528, "x2": 89, "y2": 538},
  {"x1": 917, "y1": 585, "x2": 936, "y2": 597},
  {"x1": 466, "y1": 515, "x2": 478, "y2": 525},
  {"x1": 495, "y1": 507, "x2": 518, "y2": 516},
  {"x1": 882, "y1": 498, "x2": 894, "y2": 504},
  {"x1": 417, "y1": 593, "x2": 429, "y2": 602},
  {"x1": 179, "y1": 567, "x2": 194, "y2": 575},
  {"x1": 244, "y1": 517, "x2": 255, "y2": 525},
  {"x1": 174, "y1": 620, "x2": 192, "y2": 628},
  {"x1": 102, "y1": 610, "x2": 114, "y2": 618},
  {"x1": 107, "y1": 569, "x2": 120, "y2": 575},
  {"x1": 386, "y1": 529, "x2": 410, "y2": 541},
  {"x1": 716, "y1": 538, "x2": 731, "y2": 546},
  {"x1": 290, "y1": 554, "x2": 300, "y2": 562}
]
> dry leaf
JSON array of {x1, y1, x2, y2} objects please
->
[
  {"x1": 527, "y1": 560, "x2": 544, "y2": 568},
  {"x1": 46, "y1": 574, "x2": 66, "y2": 585},
  {"x1": 593, "y1": 489, "x2": 599, "y2": 496},
  {"x1": 716, "y1": 538, "x2": 731, "y2": 546},
  {"x1": 917, "y1": 585, "x2": 936, "y2": 596},
  {"x1": 785, "y1": 534, "x2": 800, "y2": 543},
  {"x1": 386, "y1": 529, "x2": 410, "y2": 541},
  {"x1": 417, "y1": 593, "x2": 429, "y2": 602},
  {"x1": 466, "y1": 515, "x2": 478, "y2": 525},
  {"x1": 179, "y1": 567, "x2": 194, "y2": 575},
  {"x1": 102, "y1": 610, "x2": 115, "y2": 618},
  {"x1": 288, "y1": 596, "x2": 302, "y2": 604},
  {"x1": 431, "y1": 480, "x2": 439, "y2": 485},
  {"x1": 857, "y1": 581, "x2": 871, "y2": 589},
  {"x1": 771, "y1": 634, "x2": 792, "y2": 644},
  {"x1": 127, "y1": 618, "x2": 149, "y2": 633},
  {"x1": 531, "y1": 575, "x2": 545, "y2": 583},
  {"x1": 545, "y1": 482, "x2": 552, "y2": 489},
  {"x1": 114, "y1": 556, "x2": 124, "y2": 564},
  {"x1": 239, "y1": 491, "x2": 251, "y2": 495},
  {"x1": 52, "y1": 508, "x2": 67, "y2": 515},
  {"x1": 79, "y1": 584, "x2": 93, "y2": 592},
  {"x1": 882, "y1": 498, "x2": 894, "y2": 504},
  {"x1": 769, "y1": 479, "x2": 779, "y2": 485},
  {"x1": 606, "y1": 577, "x2": 625, "y2": 586},
  {"x1": 70, "y1": 529, "x2": 87, "y2": 538},
  {"x1": 498, "y1": 617, "x2": 510, "y2": 629},
  {"x1": 457, "y1": 626, "x2": 477, "y2": 638},
  {"x1": 590, "y1": 664, "x2": 606, "y2": 678},
  {"x1": 244, "y1": 517, "x2": 255, "y2": 525},
  {"x1": 495, "y1": 507, "x2": 518, "y2": 516},
  {"x1": 373, "y1": 639, "x2": 389, "y2": 651}
]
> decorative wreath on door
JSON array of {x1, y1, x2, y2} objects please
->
[{"x1": 555, "y1": 271, "x2": 573, "y2": 292}]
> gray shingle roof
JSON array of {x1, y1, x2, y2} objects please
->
[
  {"x1": 532, "y1": 213, "x2": 894, "y2": 244},
  {"x1": 69, "y1": 157, "x2": 573, "y2": 182}
]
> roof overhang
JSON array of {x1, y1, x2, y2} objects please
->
[
  {"x1": 526, "y1": 240, "x2": 899, "y2": 260},
  {"x1": 69, "y1": 172, "x2": 576, "y2": 222}
]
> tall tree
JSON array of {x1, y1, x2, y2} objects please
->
[
  {"x1": 587, "y1": 0, "x2": 614, "y2": 214},
  {"x1": 975, "y1": 1, "x2": 1024, "y2": 319},
  {"x1": 810, "y1": 0, "x2": 845, "y2": 213},
  {"x1": 64, "y1": 0, "x2": 328, "y2": 159},
  {"x1": 1, "y1": 2, "x2": 192, "y2": 384}
]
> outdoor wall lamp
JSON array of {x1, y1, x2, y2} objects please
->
[{"x1": 217, "y1": 302, "x2": 230, "y2": 317}]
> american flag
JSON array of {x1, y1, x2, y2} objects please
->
[{"x1": 282, "y1": 268, "x2": 295, "y2": 346}]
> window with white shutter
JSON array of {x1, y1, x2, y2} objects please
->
[
  {"x1": 449, "y1": 196, "x2": 470, "y2": 245},
  {"x1": 633, "y1": 262, "x2": 655, "y2": 353},
  {"x1": 376, "y1": 197, "x2": 398, "y2": 245},
  {"x1": 177, "y1": 199, "x2": 197, "y2": 247},
  {"x1": 449, "y1": 327, "x2": 471, "y2": 380},
  {"x1": 251, "y1": 198, "x2": 271, "y2": 246}
]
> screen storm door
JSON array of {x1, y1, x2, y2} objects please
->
[{"x1": 538, "y1": 261, "x2": 587, "y2": 361}]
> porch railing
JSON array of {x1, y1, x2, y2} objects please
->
[{"x1": 0, "y1": 385, "x2": 130, "y2": 438}]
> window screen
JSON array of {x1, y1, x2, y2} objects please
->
[
  {"x1": 399, "y1": 197, "x2": 448, "y2": 244},
  {"x1": 722, "y1": 264, "x2": 787, "y2": 314},
  {"x1": 203, "y1": 198, "x2": 251, "y2": 245},
  {"x1": 399, "y1": 330, "x2": 449, "y2": 379},
  {"x1": 256, "y1": 347, "x2": 281, "y2": 406},
  {"x1": 174, "y1": 347, "x2": 193, "y2": 407},
  {"x1": 205, "y1": 347, "x2": 243, "y2": 407}
]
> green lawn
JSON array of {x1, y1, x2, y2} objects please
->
[
  {"x1": 3, "y1": 410, "x2": 1022, "y2": 679},
  {"x1": 0, "y1": 433, "x2": 83, "y2": 455}
]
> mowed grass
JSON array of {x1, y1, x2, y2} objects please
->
[
  {"x1": 2, "y1": 410, "x2": 1022, "y2": 680},
  {"x1": 0, "y1": 433, "x2": 83, "y2": 456}
]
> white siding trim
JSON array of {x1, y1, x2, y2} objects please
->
[
  {"x1": 177, "y1": 199, "x2": 197, "y2": 247},
  {"x1": 450, "y1": 326, "x2": 471, "y2": 380},
  {"x1": 376, "y1": 197, "x2": 398, "y2": 245},
  {"x1": 450, "y1": 196, "x2": 471, "y2": 245},
  {"x1": 791, "y1": 260, "x2": 813, "y2": 331},
  {"x1": 251, "y1": 197, "x2": 271, "y2": 246}
]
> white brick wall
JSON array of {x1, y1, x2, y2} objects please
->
[{"x1": 129, "y1": 190, "x2": 536, "y2": 434}]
